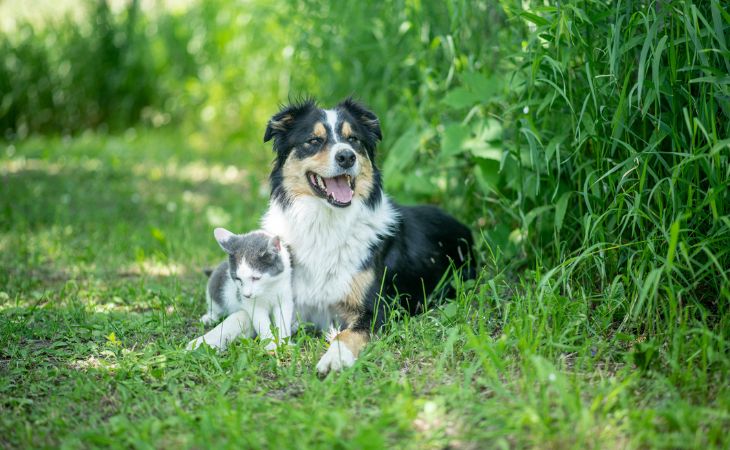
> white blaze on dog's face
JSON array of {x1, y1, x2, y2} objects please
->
[{"x1": 264, "y1": 99, "x2": 383, "y2": 209}]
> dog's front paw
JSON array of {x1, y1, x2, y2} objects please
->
[
  {"x1": 316, "y1": 341, "x2": 355, "y2": 375},
  {"x1": 264, "y1": 340, "x2": 278, "y2": 352}
]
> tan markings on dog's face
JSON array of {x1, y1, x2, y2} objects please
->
[
  {"x1": 333, "y1": 329, "x2": 370, "y2": 358},
  {"x1": 341, "y1": 121, "x2": 353, "y2": 138},
  {"x1": 313, "y1": 122, "x2": 326, "y2": 139},
  {"x1": 335, "y1": 269, "x2": 374, "y2": 326},
  {"x1": 281, "y1": 147, "x2": 332, "y2": 199},
  {"x1": 353, "y1": 154, "x2": 374, "y2": 199}
]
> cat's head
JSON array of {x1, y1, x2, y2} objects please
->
[{"x1": 213, "y1": 227, "x2": 287, "y2": 299}]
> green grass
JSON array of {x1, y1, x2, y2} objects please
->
[
  {"x1": 2, "y1": 0, "x2": 729, "y2": 448},
  {"x1": 2, "y1": 132, "x2": 729, "y2": 449}
]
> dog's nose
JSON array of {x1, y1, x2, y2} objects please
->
[{"x1": 335, "y1": 149, "x2": 356, "y2": 169}]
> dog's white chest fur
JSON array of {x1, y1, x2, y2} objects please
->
[{"x1": 262, "y1": 196, "x2": 396, "y2": 329}]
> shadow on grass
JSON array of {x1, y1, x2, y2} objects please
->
[{"x1": 0, "y1": 155, "x2": 270, "y2": 292}]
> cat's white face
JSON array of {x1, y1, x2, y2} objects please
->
[
  {"x1": 213, "y1": 227, "x2": 288, "y2": 302},
  {"x1": 232, "y1": 259, "x2": 280, "y2": 300}
]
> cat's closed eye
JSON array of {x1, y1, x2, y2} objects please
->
[{"x1": 251, "y1": 275, "x2": 261, "y2": 281}]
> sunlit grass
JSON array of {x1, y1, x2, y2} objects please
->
[{"x1": 1, "y1": 0, "x2": 728, "y2": 447}]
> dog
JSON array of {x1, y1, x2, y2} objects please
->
[{"x1": 261, "y1": 98, "x2": 474, "y2": 375}]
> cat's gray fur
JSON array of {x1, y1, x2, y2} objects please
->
[
  {"x1": 207, "y1": 231, "x2": 285, "y2": 311},
  {"x1": 186, "y1": 228, "x2": 294, "y2": 352}
]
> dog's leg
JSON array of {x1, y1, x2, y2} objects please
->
[
  {"x1": 272, "y1": 291, "x2": 294, "y2": 342},
  {"x1": 187, "y1": 310, "x2": 253, "y2": 351},
  {"x1": 316, "y1": 328, "x2": 369, "y2": 375},
  {"x1": 250, "y1": 307, "x2": 279, "y2": 351},
  {"x1": 316, "y1": 268, "x2": 383, "y2": 375}
]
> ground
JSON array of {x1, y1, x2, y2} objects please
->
[{"x1": 1, "y1": 131, "x2": 728, "y2": 449}]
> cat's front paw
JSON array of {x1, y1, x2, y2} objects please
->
[
  {"x1": 199, "y1": 313, "x2": 217, "y2": 326},
  {"x1": 316, "y1": 341, "x2": 355, "y2": 375},
  {"x1": 186, "y1": 336, "x2": 204, "y2": 351},
  {"x1": 186, "y1": 336, "x2": 221, "y2": 351}
]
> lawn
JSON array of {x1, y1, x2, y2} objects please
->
[
  {"x1": 1, "y1": 131, "x2": 728, "y2": 449},
  {"x1": 2, "y1": 0, "x2": 730, "y2": 447}
]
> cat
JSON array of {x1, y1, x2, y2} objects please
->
[{"x1": 186, "y1": 227, "x2": 294, "y2": 352}]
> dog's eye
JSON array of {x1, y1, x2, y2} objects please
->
[
  {"x1": 347, "y1": 136, "x2": 359, "y2": 144},
  {"x1": 307, "y1": 138, "x2": 322, "y2": 146},
  {"x1": 251, "y1": 275, "x2": 261, "y2": 281}
]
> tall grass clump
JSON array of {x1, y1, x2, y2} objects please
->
[
  {"x1": 503, "y1": 0, "x2": 730, "y2": 332},
  {"x1": 355, "y1": 0, "x2": 729, "y2": 333},
  {"x1": 0, "y1": 1, "x2": 171, "y2": 138},
  {"x1": 0, "y1": 0, "x2": 291, "y2": 145}
]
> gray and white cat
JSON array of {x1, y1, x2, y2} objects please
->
[{"x1": 186, "y1": 227, "x2": 293, "y2": 351}]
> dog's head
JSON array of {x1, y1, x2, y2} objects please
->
[{"x1": 264, "y1": 98, "x2": 382, "y2": 209}]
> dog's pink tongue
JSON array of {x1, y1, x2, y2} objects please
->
[{"x1": 323, "y1": 176, "x2": 353, "y2": 203}]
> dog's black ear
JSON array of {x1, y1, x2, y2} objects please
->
[
  {"x1": 263, "y1": 109, "x2": 293, "y2": 143},
  {"x1": 338, "y1": 98, "x2": 382, "y2": 143},
  {"x1": 264, "y1": 99, "x2": 317, "y2": 144}
]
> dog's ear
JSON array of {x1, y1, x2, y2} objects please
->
[
  {"x1": 338, "y1": 98, "x2": 382, "y2": 144},
  {"x1": 264, "y1": 99, "x2": 317, "y2": 144},
  {"x1": 263, "y1": 109, "x2": 294, "y2": 143}
]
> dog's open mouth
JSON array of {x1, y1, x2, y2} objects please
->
[{"x1": 307, "y1": 171, "x2": 355, "y2": 207}]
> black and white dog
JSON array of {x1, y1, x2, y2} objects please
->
[{"x1": 261, "y1": 98, "x2": 474, "y2": 375}]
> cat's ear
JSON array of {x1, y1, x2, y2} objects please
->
[
  {"x1": 214, "y1": 227, "x2": 236, "y2": 253},
  {"x1": 269, "y1": 235, "x2": 282, "y2": 253}
]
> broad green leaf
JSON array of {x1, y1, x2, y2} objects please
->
[
  {"x1": 469, "y1": 144, "x2": 502, "y2": 161},
  {"x1": 555, "y1": 192, "x2": 571, "y2": 231},
  {"x1": 520, "y1": 11, "x2": 549, "y2": 26},
  {"x1": 474, "y1": 158, "x2": 500, "y2": 193},
  {"x1": 404, "y1": 172, "x2": 439, "y2": 196},
  {"x1": 463, "y1": 72, "x2": 498, "y2": 102},
  {"x1": 475, "y1": 118, "x2": 502, "y2": 142},
  {"x1": 443, "y1": 88, "x2": 475, "y2": 109},
  {"x1": 524, "y1": 205, "x2": 552, "y2": 228},
  {"x1": 383, "y1": 126, "x2": 422, "y2": 174},
  {"x1": 441, "y1": 123, "x2": 470, "y2": 158},
  {"x1": 466, "y1": 119, "x2": 503, "y2": 160}
]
